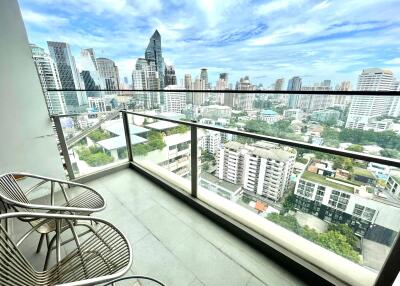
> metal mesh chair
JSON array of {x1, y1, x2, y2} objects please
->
[
  {"x1": 0, "y1": 212, "x2": 132, "y2": 286},
  {"x1": 0, "y1": 172, "x2": 106, "y2": 268},
  {"x1": 104, "y1": 276, "x2": 166, "y2": 285}
]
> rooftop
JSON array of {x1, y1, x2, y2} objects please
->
[
  {"x1": 145, "y1": 121, "x2": 179, "y2": 131},
  {"x1": 97, "y1": 135, "x2": 147, "y2": 150},
  {"x1": 200, "y1": 172, "x2": 241, "y2": 193},
  {"x1": 260, "y1": 110, "x2": 278, "y2": 116},
  {"x1": 102, "y1": 119, "x2": 149, "y2": 136},
  {"x1": 301, "y1": 171, "x2": 356, "y2": 193},
  {"x1": 353, "y1": 167, "x2": 376, "y2": 179}
]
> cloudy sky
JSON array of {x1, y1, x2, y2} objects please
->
[{"x1": 19, "y1": 0, "x2": 400, "y2": 88}]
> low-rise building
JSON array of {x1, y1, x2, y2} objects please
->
[
  {"x1": 201, "y1": 105, "x2": 232, "y2": 119},
  {"x1": 284, "y1": 109, "x2": 302, "y2": 120},
  {"x1": 199, "y1": 172, "x2": 242, "y2": 201},
  {"x1": 311, "y1": 109, "x2": 341, "y2": 124},
  {"x1": 294, "y1": 171, "x2": 400, "y2": 239},
  {"x1": 259, "y1": 109, "x2": 279, "y2": 124},
  {"x1": 386, "y1": 175, "x2": 400, "y2": 200}
]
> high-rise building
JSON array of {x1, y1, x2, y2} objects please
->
[
  {"x1": 334, "y1": 81, "x2": 352, "y2": 105},
  {"x1": 131, "y1": 58, "x2": 160, "y2": 108},
  {"x1": 200, "y1": 68, "x2": 209, "y2": 89},
  {"x1": 346, "y1": 68, "x2": 397, "y2": 129},
  {"x1": 164, "y1": 65, "x2": 177, "y2": 86},
  {"x1": 47, "y1": 41, "x2": 86, "y2": 112},
  {"x1": 164, "y1": 85, "x2": 186, "y2": 113},
  {"x1": 219, "y1": 73, "x2": 228, "y2": 83},
  {"x1": 216, "y1": 141, "x2": 296, "y2": 202},
  {"x1": 145, "y1": 30, "x2": 165, "y2": 88},
  {"x1": 298, "y1": 81, "x2": 334, "y2": 112},
  {"x1": 274, "y1": 78, "x2": 284, "y2": 90},
  {"x1": 80, "y1": 48, "x2": 103, "y2": 96},
  {"x1": 224, "y1": 76, "x2": 255, "y2": 110},
  {"x1": 30, "y1": 44, "x2": 66, "y2": 115},
  {"x1": 184, "y1": 74, "x2": 192, "y2": 90},
  {"x1": 287, "y1": 76, "x2": 302, "y2": 108},
  {"x1": 96, "y1": 57, "x2": 120, "y2": 91}
]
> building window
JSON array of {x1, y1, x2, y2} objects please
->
[
  {"x1": 328, "y1": 190, "x2": 350, "y2": 211},
  {"x1": 297, "y1": 180, "x2": 315, "y2": 199},
  {"x1": 353, "y1": 204, "x2": 376, "y2": 222},
  {"x1": 316, "y1": 186, "x2": 325, "y2": 202}
]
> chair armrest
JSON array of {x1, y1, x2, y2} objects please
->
[{"x1": 0, "y1": 172, "x2": 106, "y2": 213}]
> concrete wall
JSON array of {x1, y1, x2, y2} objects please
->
[{"x1": 0, "y1": 0, "x2": 65, "y2": 178}]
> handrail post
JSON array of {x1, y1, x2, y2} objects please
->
[
  {"x1": 122, "y1": 110, "x2": 133, "y2": 163},
  {"x1": 191, "y1": 124, "x2": 198, "y2": 198},
  {"x1": 53, "y1": 116, "x2": 75, "y2": 180}
]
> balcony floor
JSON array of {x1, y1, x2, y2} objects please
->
[{"x1": 16, "y1": 169, "x2": 309, "y2": 286}]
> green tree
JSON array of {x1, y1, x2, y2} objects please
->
[
  {"x1": 88, "y1": 129, "x2": 111, "y2": 142},
  {"x1": 346, "y1": 144, "x2": 364, "y2": 152},
  {"x1": 281, "y1": 193, "x2": 296, "y2": 213},
  {"x1": 380, "y1": 148, "x2": 400, "y2": 159},
  {"x1": 328, "y1": 224, "x2": 358, "y2": 251}
]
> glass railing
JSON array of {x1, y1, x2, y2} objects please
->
[{"x1": 50, "y1": 89, "x2": 400, "y2": 286}]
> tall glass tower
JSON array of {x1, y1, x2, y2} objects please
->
[{"x1": 145, "y1": 30, "x2": 165, "y2": 89}]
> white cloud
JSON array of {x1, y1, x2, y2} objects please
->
[
  {"x1": 256, "y1": 0, "x2": 304, "y2": 15},
  {"x1": 21, "y1": 9, "x2": 68, "y2": 26},
  {"x1": 309, "y1": 1, "x2": 331, "y2": 12},
  {"x1": 385, "y1": 58, "x2": 400, "y2": 65}
]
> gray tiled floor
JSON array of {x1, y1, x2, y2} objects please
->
[
  {"x1": 10, "y1": 169, "x2": 308, "y2": 286},
  {"x1": 85, "y1": 169, "x2": 308, "y2": 286}
]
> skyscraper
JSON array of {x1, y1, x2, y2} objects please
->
[
  {"x1": 145, "y1": 30, "x2": 165, "y2": 88},
  {"x1": 219, "y1": 73, "x2": 228, "y2": 83},
  {"x1": 274, "y1": 78, "x2": 284, "y2": 90},
  {"x1": 80, "y1": 48, "x2": 104, "y2": 96},
  {"x1": 184, "y1": 74, "x2": 192, "y2": 90},
  {"x1": 287, "y1": 76, "x2": 302, "y2": 108},
  {"x1": 30, "y1": 44, "x2": 66, "y2": 115},
  {"x1": 164, "y1": 65, "x2": 177, "y2": 86},
  {"x1": 131, "y1": 58, "x2": 160, "y2": 108},
  {"x1": 200, "y1": 68, "x2": 209, "y2": 89},
  {"x1": 96, "y1": 57, "x2": 120, "y2": 91},
  {"x1": 47, "y1": 41, "x2": 86, "y2": 112},
  {"x1": 346, "y1": 68, "x2": 398, "y2": 129}
]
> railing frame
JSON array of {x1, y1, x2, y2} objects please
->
[{"x1": 50, "y1": 89, "x2": 400, "y2": 286}]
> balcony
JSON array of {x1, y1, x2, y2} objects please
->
[{"x1": 2, "y1": 86, "x2": 400, "y2": 286}]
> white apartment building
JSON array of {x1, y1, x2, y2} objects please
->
[
  {"x1": 201, "y1": 130, "x2": 221, "y2": 154},
  {"x1": 201, "y1": 105, "x2": 232, "y2": 119},
  {"x1": 132, "y1": 58, "x2": 160, "y2": 109},
  {"x1": 88, "y1": 97, "x2": 114, "y2": 112},
  {"x1": 283, "y1": 109, "x2": 302, "y2": 120},
  {"x1": 216, "y1": 141, "x2": 296, "y2": 202},
  {"x1": 346, "y1": 68, "x2": 398, "y2": 129},
  {"x1": 30, "y1": 44, "x2": 66, "y2": 114},
  {"x1": 164, "y1": 85, "x2": 186, "y2": 113}
]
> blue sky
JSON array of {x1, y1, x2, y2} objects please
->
[{"x1": 19, "y1": 0, "x2": 400, "y2": 88}]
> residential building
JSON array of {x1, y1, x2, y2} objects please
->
[
  {"x1": 47, "y1": 41, "x2": 86, "y2": 112},
  {"x1": 200, "y1": 172, "x2": 242, "y2": 201},
  {"x1": 259, "y1": 109, "x2": 279, "y2": 124},
  {"x1": 311, "y1": 109, "x2": 341, "y2": 123},
  {"x1": 334, "y1": 81, "x2": 352, "y2": 105},
  {"x1": 284, "y1": 109, "x2": 302, "y2": 120},
  {"x1": 224, "y1": 76, "x2": 255, "y2": 110},
  {"x1": 201, "y1": 130, "x2": 221, "y2": 154},
  {"x1": 88, "y1": 96, "x2": 117, "y2": 112},
  {"x1": 202, "y1": 105, "x2": 232, "y2": 119},
  {"x1": 164, "y1": 85, "x2": 186, "y2": 113},
  {"x1": 216, "y1": 141, "x2": 296, "y2": 202},
  {"x1": 30, "y1": 44, "x2": 66, "y2": 114},
  {"x1": 96, "y1": 57, "x2": 120, "y2": 91},
  {"x1": 297, "y1": 81, "x2": 334, "y2": 112},
  {"x1": 274, "y1": 78, "x2": 285, "y2": 90},
  {"x1": 145, "y1": 30, "x2": 165, "y2": 88},
  {"x1": 132, "y1": 58, "x2": 160, "y2": 108},
  {"x1": 184, "y1": 74, "x2": 192, "y2": 90},
  {"x1": 346, "y1": 68, "x2": 398, "y2": 129}
]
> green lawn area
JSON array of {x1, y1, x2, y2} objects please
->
[
  {"x1": 302, "y1": 171, "x2": 356, "y2": 193},
  {"x1": 352, "y1": 167, "x2": 375, "y2": 179}
]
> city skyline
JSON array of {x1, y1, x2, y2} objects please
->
[{"x1": 19, "y1": 0, "x2": 400, "y2": 86}]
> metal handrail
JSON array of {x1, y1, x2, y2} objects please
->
[
  {"x1": 46, "y1": 88, "x2": 400, "y2": 96},
  {"x1": 122, "y1": 110, "x2": 400, "y2": 169}
]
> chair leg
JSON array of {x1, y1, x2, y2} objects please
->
[{"x1": 36, "y1": 233, "x2": 45, "y2": 253}]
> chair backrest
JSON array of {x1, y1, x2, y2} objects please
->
[
  {"x1": 0, "y1": 223, "x2": 35, "y2": 286},
  {"x1": 0, "y1": 174, "x2": 30, "y2": 206}
]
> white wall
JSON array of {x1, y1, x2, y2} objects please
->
[{"x1": 0, "y1": 0, "x2": 65, "y2": 178}]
